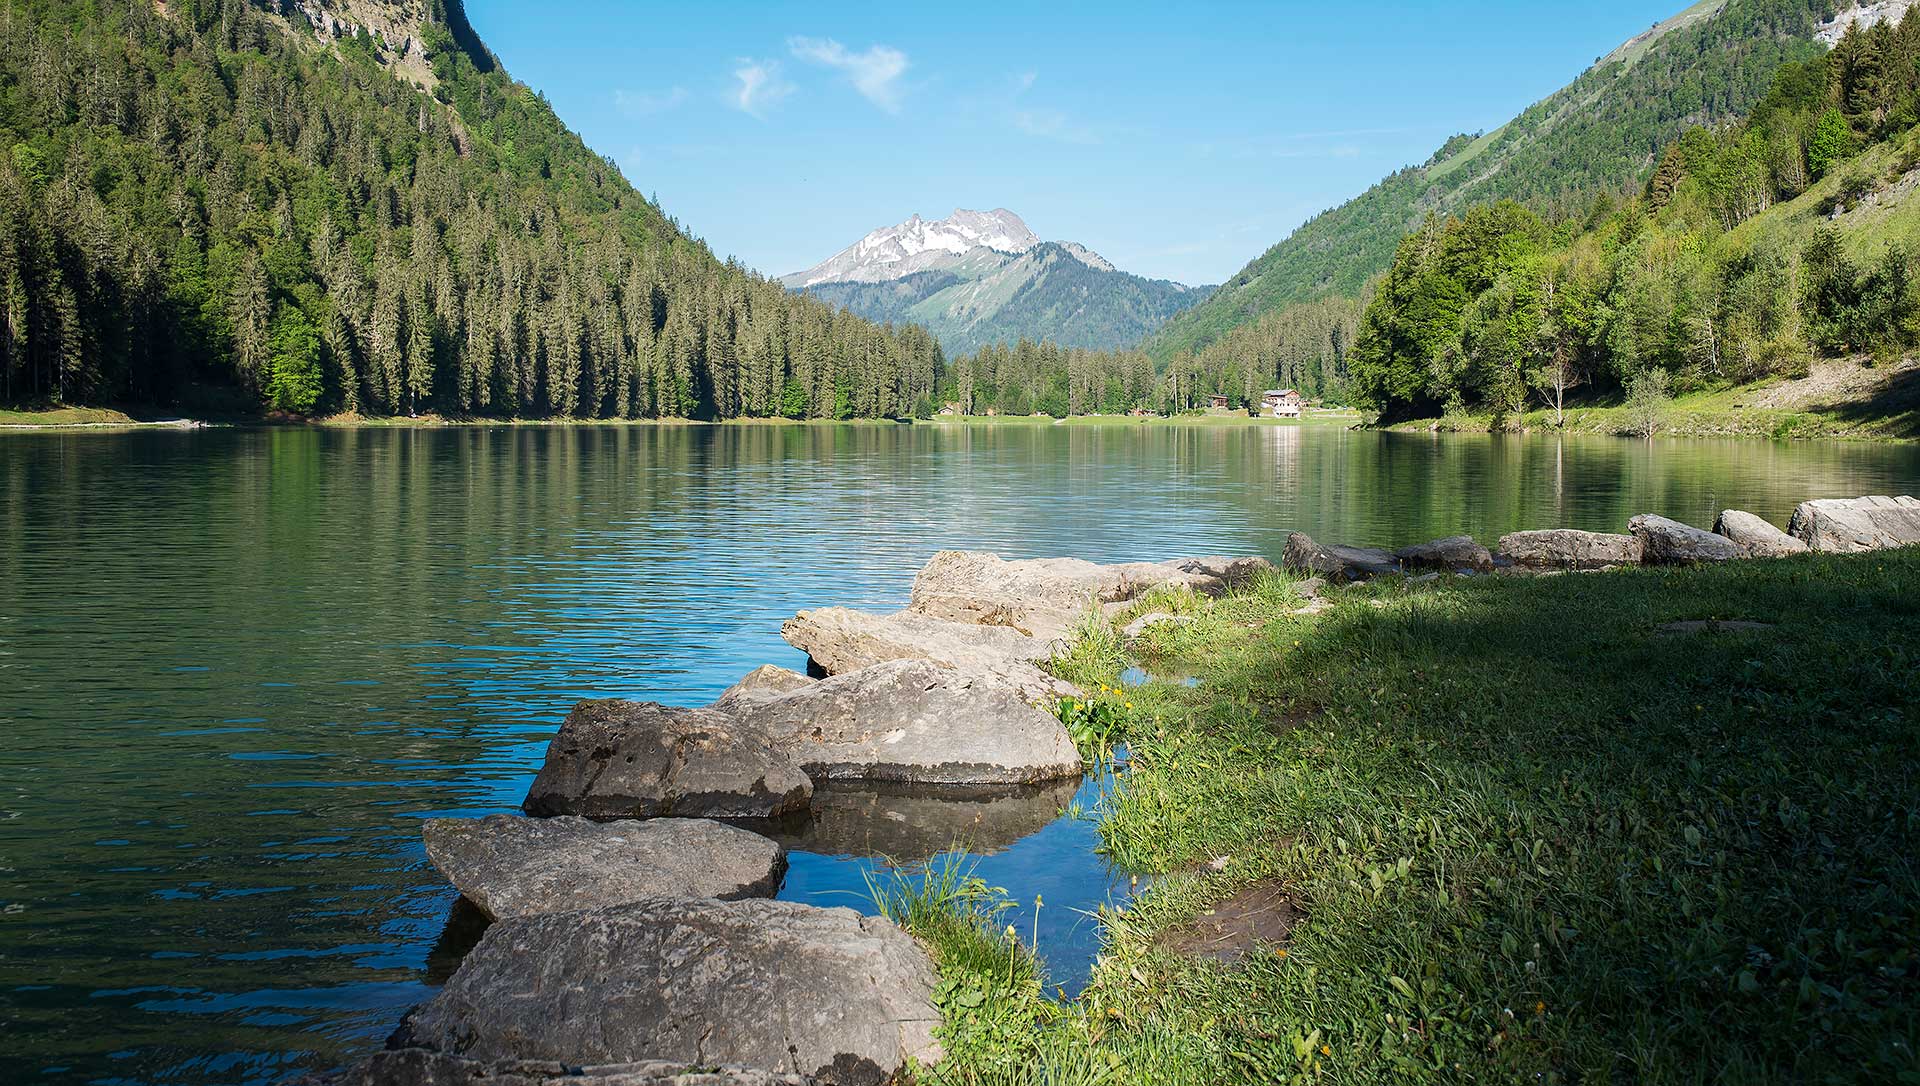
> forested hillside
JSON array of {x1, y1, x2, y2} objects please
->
[
  {"x1": 1144, "y1": 0, "x2": 1832, "y2": 362},
  {"x1": 1348, "y1": 15, "x2": 1920, "y2": 422},
  {"x1": 0, "y1": 0, "x2": 942, "y2": 420}
]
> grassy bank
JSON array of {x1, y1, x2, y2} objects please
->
[
  {"x1": 924, "y1": 411, "x2": 1362, "y2": 430},
  {"x1": 1382, "y1": 360, "x2": 1920, "y2": 442},
  {"x1": 891, "y1": 555, "x2": 1920, "y2": 1084}
]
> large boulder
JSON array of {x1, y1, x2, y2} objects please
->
[
  {"x1": 422, "y1": 815, "x2": 786, "y2": 920},
  {"x1": 712, "y1": 666, "x2": 817, "y2": 711},
  {"x1": 729, "y1": 659, "x2": 1082, "y2": 787},
  {"x1": 1629, "y1": 514, "x2": 1742, "y2": 564},
  {"x1": 1281, "y1": 532, "x2": 1399, "y2": 582},
  {"x1": 1787, "y1": 495, "x2": 1920, "y2": 552},
  {"x1": 768, "y1": 778, "x2": 1081, "y2": 863},
  {"x1": 315, "y1": 1050, "x2": 809, "y2": 1085},
  {"x1": 906, "y1": 551, "x2": 1271, "y2": 641},
  {"x1": 391, "y1": 898, "x2": 941, "y2": 1086},
  {"x1": 1713, "y1": 510, "x2": 1808, "y2": 558},
  {"x1": 1497, "y1": 529, "x2": 1644, "y2": 571},
  {"x1": 780, "y1": 607, "x2": 1072, "y2": 701},
  {"x1": 523, "y1": 702, "x2": 811, "y2": 821},
  {"x1": 1393, "y1": 536, "x2": 1494, "y2": 574}
]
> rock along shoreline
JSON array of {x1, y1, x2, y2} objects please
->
[{"x1": 312, "y1": 495, "x2": 1917, "y2": 1085}]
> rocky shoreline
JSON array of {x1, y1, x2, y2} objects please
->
[{"x1": 314, "y1": 496, "x2": 1918, "y2": 1085}]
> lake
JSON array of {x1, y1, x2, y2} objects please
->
[{"x1": 2, "y1": 422, "x2": 1916, "y2": 1085}]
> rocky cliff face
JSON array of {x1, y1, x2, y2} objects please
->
[{"x1": 1817, "y1": 1, "x2": 1920, "y2": 44}]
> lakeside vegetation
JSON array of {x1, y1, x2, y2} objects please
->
[
  {"x1": 886, "y1": 552, "x2": 1920, "y2": 1084},
  {"x1": 1145, "y1": 0, "x2": 1831, "y2": 362}
]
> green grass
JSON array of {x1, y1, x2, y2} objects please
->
[
  {"x1": 905, "y1": 554, "x2": 1920, "y2": 1084},
  {"x1": 1384, "y1": 384, "x2": 1920, "y2": 442},
  {"x1": 0, "y1": 406, "x2": 141, "y2": 427},
  {"x1": 922, "y1": 412, "x2": 1362, "y2": 430}
]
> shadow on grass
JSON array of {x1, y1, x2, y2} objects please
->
[
  {"x1": 1809, "y1": 362, "x2": 1920, "y2": 438},
  {"x1": 1095, "y1": 554, "x2": 1920, "y2": 1083}
]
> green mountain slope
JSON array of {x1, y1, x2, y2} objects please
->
[
  {"x1": 1344, "y1": 14, "x2": 1920, "y2": 436},
  {"x1": 803, "y1": 242, "x2": 1210, "y2": 356},
  {"x1": 0, "y1": 0, "x2": 941, "y2": 419},
  {"x1": 1144, "y1": 0, "x2": 1831, "y2": 361}
]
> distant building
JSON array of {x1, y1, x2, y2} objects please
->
[
  {"x1": 1208, "y1": 394, "x2": 1232, "y2": 410},
  {"x1": 1263, "y1": 389, "x2": 1303, "y2": 419},
  {"x1": 939, "y1": 402, "x2": 962, "y2": 416}
]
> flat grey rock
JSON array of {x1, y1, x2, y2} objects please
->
[
  {"x1": 1497, "y1": 529, "x2": 1644, "y2": 571},
  {"x1": 423, "y1": 815, "x2": 786, "y2": 920},
  {"x1": 1121, "y1": 611, "x2": 1193, "y2": 639},
  {"x1": 1282, "y1": 532, "x2": 1399, "y2": 582},
  {"x1": 1630, "y1": 514, "x2": 1742, "y2": 564},
  {"x1": 779, "y1": 607, "x2": 1072, "y2": 701},
  {"x1": 729, "y1": 659, "x2": 1082, "y2": 787},
  {"x1": 1713, "y1": 510, "x2": 1808, "y2": 558},
  {"x1": 312, "y1": 1050, "x2": 810, "y2": 1085},
  {"x1": 712, "y1": 665, "x2": 817, "y2": 711},
  {"x1": 907, "y1": 550, "x2": 1270, "y2": 641},
  {"x1": 523, "y1": 702, "x2": 812, "y2": 821},
  {"x1": 1787, "y1": 495, "x2": 1920, "y2": 552},
  {"x1": 392, "y1": 898, "x2": 940, "y2": 1086},
  {"x1": 1394, "y1": 535, "x2": 1494, "y2": 574}
]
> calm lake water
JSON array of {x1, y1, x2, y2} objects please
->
[{"x1": 2, "y1": 423, "x2": 1916, "y2": 1085}]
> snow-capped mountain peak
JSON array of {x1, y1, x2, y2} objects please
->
[{"x1": 784, "y1": 208, "x2": 1041, "y2": 287}]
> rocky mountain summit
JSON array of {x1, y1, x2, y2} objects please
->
[{"x1": 782, "y1": 210, "x2": 1208, "y2": 355}]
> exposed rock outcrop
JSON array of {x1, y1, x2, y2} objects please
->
[
  {"x1": 391, "y1": 899, "x2": 940, "y2": 1086},
  {"x1": 1496, "y1": 529, "x2": 1643, "y2": 571},
  {"x1": 906, "y1": 551, "x2": 1270, "y2": 640},
  {"x1": 1393, "y1": 536, "x2": 1494, "y2": 574},
  {"x1": 1281, "y1": 532, "x2": 1399, "y2": 582},
  {"x1": 1712, "y1": 510, "x2": 1808, "y2": 558},
  {"x1": 780, "y1": 607, "x2": 1071, "y2": 701},
  {"x1": 729, "y1": 660, "x2": 1081, "y2": 786},
  {"x1": 1787, "y1": 495, "x2": 1920, "y2": 552},
  {"x1": 712, "y1": 666, "x2": 817, "y2": 711},
  {"x1": 1630, "y1": 514, "x2": 1742, "y2": 564},
  {"x1": 422, "y1": 815, "x2": 786, "y2": 920},
  {"x1": 522, "y1": 702, "x2": 811, "y2": 821}
]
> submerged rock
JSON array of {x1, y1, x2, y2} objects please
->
[
  {"x1": 1630, "y1": 514, "x2": 1742, "y2": 564},
  {"x1": 729, "y1": 659, "x2": 1082, "y2": 787},
  {"x1": 1787, "y1": 495, "x2": 1920, "y2": 552},
  {"x1": 768, "y1": 778, "x2": 1082, "y2": 863},
  {"x1": 523, "y1": 702, "x2": 811, "y2": 821},
  {"x1": 1496, "y1": 529, "x2": 1643, "y2": 571},
  {"x1": 906, "y1": 550, "x2": 1270, "y2": 641},
  {"x1": 317, "y1": 1050, "x2": 809, "y2": 1085},
  {"x1": 391, "y1": 898, "x2": 940, "y2": 1086},
  {"x1": 1713, "y1": 510, "x2": 1808, "y2": 558},
  {"x1": 423, "y1": 815, "x2": 786, "y2": 920},
  {"x1": 1281, "y1": 532, "x2": 1399, "y2": 582},
  {"x1": 780, "y1": 607, "x2": 1071, "y2": 701},
  {"x1": 1393, "y1": 536, "x2": 1494, "y2": 574}
]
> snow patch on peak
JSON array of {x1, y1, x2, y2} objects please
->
[{"x1": 782, "y1": 208, "x2": 1041, "y2": 287}]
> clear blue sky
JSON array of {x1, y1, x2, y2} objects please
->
[{"x1": 462, "y1": 1, "x2": 1689, "y2": 286}]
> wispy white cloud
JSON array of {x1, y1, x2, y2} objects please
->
[
  {"x1": 731, "y1": 59, "x2": 795, "y2": 119},
  {"x1": 1012, "y1": 107, "x2": 1100, "y2": 145},
  {"x1": 1006, "y1": 73, "x2": 1102, "y2": 145},
  {"x1": 788, "y1": 36, "x2": 909, "y2": 112},
  {"x1": 614, "y1": 87, "x2": 689, "y2": 116}
]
